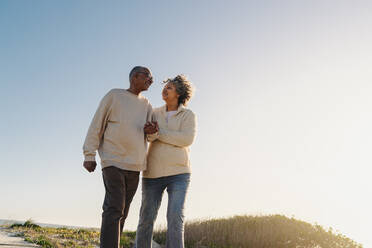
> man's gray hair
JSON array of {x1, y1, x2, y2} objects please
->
[{"x1": 129, "y1": 66, "x2": 149, "y2": 80}]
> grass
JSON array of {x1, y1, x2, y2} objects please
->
[
  {"x1": 153, "y1": 214, "x2": 363, "y2": 248},
  {"x1": 3, "y1": 215, "x2": 363, "y2": 248},
  {"x1": 5, "y1": 219, "x2": 134, "y2": 248}
]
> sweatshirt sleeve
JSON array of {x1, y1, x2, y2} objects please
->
[
  {"x1": 146, "y1": 102, "x2": 154, "y2": 123},
  {"x1": 144, "y1": 103, "x2": 159, "y2": 142},
  {"x1": 82, "y1": 90, "x2": 114, "y2": 161},
  {"x1": 157, "y1": 110, "x2": 197, "y2": 147}
]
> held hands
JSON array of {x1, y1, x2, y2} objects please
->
[
  {"x1": 83, "y1": 161, "x2": 97, "y2": 173},
  {"x1": 144, "y1": 121, "x2": 159, "y2": 135}
]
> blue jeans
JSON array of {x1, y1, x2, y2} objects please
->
[{"x1": 135, "y1": 173, "x2": 190, "y2": 248}]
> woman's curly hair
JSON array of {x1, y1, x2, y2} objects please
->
[{"x1": 163, "y1": 74, "x2": 194, "y2": 106}]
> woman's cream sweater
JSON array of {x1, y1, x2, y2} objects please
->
[{"x1": 143, "y1": 105, "x2": 197, "y2": 178}]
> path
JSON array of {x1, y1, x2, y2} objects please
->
[{"x1": 0, "y1": 228, "x2": 39, "y2": 248}]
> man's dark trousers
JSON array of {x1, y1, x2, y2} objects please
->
[{"x1": 100, "y1": 166, "x2": 139, "y2": 248}]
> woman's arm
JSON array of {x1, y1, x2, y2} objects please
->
[{"x1": 157, "y1": 110, "x2": 197, "y2": 147}]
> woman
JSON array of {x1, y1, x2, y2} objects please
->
[{"x1": 135, "y1": 75, "x2": 197, "y2": 248}]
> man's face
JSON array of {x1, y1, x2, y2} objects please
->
[{"x1": 134, "y1": 70, "x2": 153, "y2": 91}]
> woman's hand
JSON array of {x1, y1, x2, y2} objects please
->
[{"x1": 144, "y1": 121, "x2": 158, "y2": 134}]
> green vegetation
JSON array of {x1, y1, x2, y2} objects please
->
[
  {"x1": 6, "y1": 220, "x2": 134, "y2": 248},
  {"x1": 8, "y1": 220, "x2": 100, "y2": 247},
  {"x1": 153, "y1": 215, "x2": 363, "y2": 248},
  {"x1": 10, "y1": 219, "x2": 41, "y2": 229},
  {"x1": 4, "y1": 216, "x2": 362, "y2": 248}
]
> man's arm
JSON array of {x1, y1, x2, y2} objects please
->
[
  {"x1": 82, "y1": 90, "x2": 114, "y2": 172},
  {"x1": 144, "y1": 105, "x2": 159, "y2": 142}
]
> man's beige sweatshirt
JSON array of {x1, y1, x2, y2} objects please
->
[
  {"x1": 143, "y1": 105, "x2": 197, "y2": 178},
  {"x1": 83, "y1": 89, "x2": 153, "y2": 171}
]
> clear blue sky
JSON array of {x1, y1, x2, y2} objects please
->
[{"x1": 1, "y1": 1, "x2": 371, "y2": 247}]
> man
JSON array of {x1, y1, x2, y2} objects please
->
[{"x1": 83, "y1": 66, "x2": 158, "y2": 248}]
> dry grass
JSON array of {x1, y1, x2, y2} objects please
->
[
  {"x1": 153, "y1": 214, "x2": 363, "y2": 248},
  {"x1": 7, "y1": 225, "x2": 100, "y2": 247},
  {"x1": 4, "y1": 215, "x2": 363, "y2": 248},
  {"x1": 5, "y1": 220, "x2": 135, "y2": 248}
]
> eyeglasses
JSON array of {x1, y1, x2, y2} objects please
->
[{"x1": 137, "y1": 71, "x2": 153, "y2": 80}]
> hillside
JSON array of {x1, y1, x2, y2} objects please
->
[
  {"x1": 154, "y1": 215, "x2": 362, "y2": 248},
  {"x1": 1, "y1": 215, "x2": 363, "y2": 248}
]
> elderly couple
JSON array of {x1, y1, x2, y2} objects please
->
[{"x1": 82, "y1": 66, "x2": 197, "y2": 248}]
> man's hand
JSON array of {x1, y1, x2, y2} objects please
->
[
  {"x1": 83, "y1": 161, "x2": 97, "y2": 173},
  {"x1": 144, "y1": 121, "x2": 158, "y2": 135}
]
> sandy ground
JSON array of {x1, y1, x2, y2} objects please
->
[{"x1": 0, "y1": 228, "x2": 39, "y2": 247}]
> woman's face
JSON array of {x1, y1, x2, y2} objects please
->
[{"x1": 162, "y1": 82, "x2": 179, "y2": 103}]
